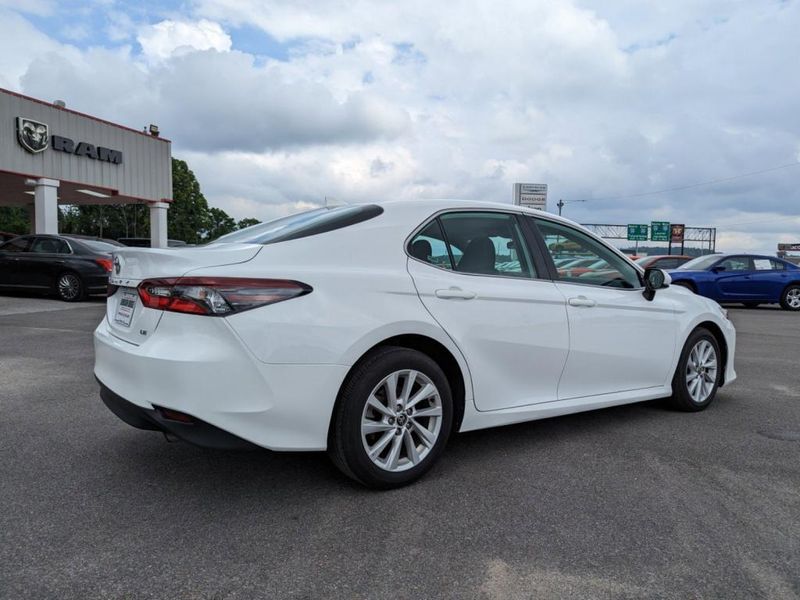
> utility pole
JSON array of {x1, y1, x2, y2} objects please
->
[{"x1": 557, "y1": 199, "x2": 564, "y2": 215}]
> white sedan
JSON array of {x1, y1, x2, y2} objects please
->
[{"x1": 95, "y1": 200, "x2": 736, "y2": 488}]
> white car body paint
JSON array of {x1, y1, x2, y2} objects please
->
[{"x1": 94, "y1": 199, "x2": 736, "y2": 451}]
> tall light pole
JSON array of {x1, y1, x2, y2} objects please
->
[{"x1": 557, "y1": 198, "x2": 585, "y2": 216}]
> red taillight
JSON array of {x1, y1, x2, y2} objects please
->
[
  {"x1": 96, "y1": 258, "x2": 113, "y2": 272},
  {"x1": 137, "y1": 277, "x2": 312, "y2": 316}
]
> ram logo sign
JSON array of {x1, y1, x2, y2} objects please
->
[
  {"x1": 16, "y1": 117, "x2": 49, "y2": 154},
  {"x1": 15, "y1": 117, "x2": 123, "y2": 164}
]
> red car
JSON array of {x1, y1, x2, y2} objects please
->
[{"x1": 635, "y1": 255, "x2": 692, "y2": 270}]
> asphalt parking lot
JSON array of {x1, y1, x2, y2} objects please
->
[{"x1": 1, "y1": 296, "x2": 798, "y2": 599}]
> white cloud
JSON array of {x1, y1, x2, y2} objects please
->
[
  {"x1": 137, "y1": 19, "x2": 232, "y2": 62},
  {"x1": 1, "y1": 1, "x2": 799, "y2": 254}
]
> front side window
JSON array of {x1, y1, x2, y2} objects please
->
[
  {"x1": 533, "y1": 219, "x2": 640, "y2": 289},
  {"x1": 718, "y1": 256, "x2": 751, "y2": 272},
  {"x1": 1, "y1": 237, "x2": 32, "y2": 253}
]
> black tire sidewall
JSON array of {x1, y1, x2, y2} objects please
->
[
  {"x1": 331, "y1": 347, "x2": 453, "y2": 489},
  {"x1": 670, "y1": 328, "x2": 721, "y2": 411}
]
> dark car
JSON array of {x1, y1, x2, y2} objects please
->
[
  {"x1": 668, "y1": 253, "x2": 800, "y2": 310},
  {"x1": 0, "y1": 234, "x2": 115, "y2": 301},
  {"x1": 635, "y1": 254, "x2": 692, "y2": 270},
  {"x1": 118, "y1": 237, "x2": 187, "y2": 247},
  {"x1": 0, "y1": 231, "x2": 18, "y2": 243}
]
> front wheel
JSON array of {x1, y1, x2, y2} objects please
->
[
  {"x1": 328, "y1": 346, "x2": 453, "y2": 489},
  {"x1": 56, "y1": 272, "x2": 85, "y2": 302},
  {"x1": 780, "y1": 285, "x2": 800, "y2": 311},
  {"x1": 668, "y1": 328, "x2": 721, "y2": 412}
]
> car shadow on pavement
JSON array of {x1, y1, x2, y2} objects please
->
[{"x1": 105, "y1": 397, "x2": 676, "y2": 497}]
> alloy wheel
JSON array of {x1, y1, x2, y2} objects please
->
[
  {"x1": 58, "y1": 273, "x2": 81, "y2": 300},
  {"x1": 786, "y1": 288, "x2": 800, "y2": 309},
  {"x1": 360, "y1": 369, "x2": 443, "y2": 472},
  {"x1": 685, "y1": 339, "x2": 718, "y2": 404}
]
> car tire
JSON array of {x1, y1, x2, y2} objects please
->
[
  {"x1": 779, "y1": 284, "x2": 800, "y2": 311},
  {"x1": 56, "y1": 271, "x2": 85, "y2": 302},
  {"x1": 328, "y1": 346, "x2": 453, "y2": 489},
  {"x1": 743, "y1": 302, "x2": 760, "y2": 308},
  {"x1": 668, "y1": 328, "x2": 721, "y2": 412}
]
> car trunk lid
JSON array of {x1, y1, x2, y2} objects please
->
[{"x1": 106, "y1": 243, "x2": 262, "y2": 345}]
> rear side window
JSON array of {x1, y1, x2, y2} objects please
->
[
  {"x1": 31, "y1": 238, "x2": 70, "y2": 254},
  {"x1": 408, "y1": 212, "x2": 535, "y2": 278},
  {"x1": 212, "y1": 204, "x2": 383, "y2": 245},
  {"x1": 1, "y1": 237, "x2": 32, "y2": 252}
]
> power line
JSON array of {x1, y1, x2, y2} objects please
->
[{"x1": 565, "y1": 161, "x2": 800, "y2": 203}]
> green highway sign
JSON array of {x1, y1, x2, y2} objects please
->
[
  {"x1": 651, "y1": 221, "x2": 671, "y2": 242},
  {"x1": 627, "y1": 224, "x2": 649, "y2": 241}
]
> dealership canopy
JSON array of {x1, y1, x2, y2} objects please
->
[{"x1": 0, "y1": 88, "x2": 172, "y2": 247}]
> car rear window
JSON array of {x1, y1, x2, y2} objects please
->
[
  {"x1": 79, "y1": 239, "x2": 119, "y2": 253},
  {"x1": 211, "y1": 204, "x2": 384, "y2": 245}
]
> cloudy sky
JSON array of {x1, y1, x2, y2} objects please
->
[{"x1": 2, "y1": 0, "x2": 799, "y2": 252}]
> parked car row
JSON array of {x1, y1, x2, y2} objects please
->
[
  {"x1": 668, "y1": 254, "x2": 800, "y2": 310},
  {"x1": 0, "y1": 234, "x2": 116, "y2": 301}
]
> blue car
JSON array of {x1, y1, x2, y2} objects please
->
[{"x1": 668, "y1": 254, "x2": 800, "y2": 310}]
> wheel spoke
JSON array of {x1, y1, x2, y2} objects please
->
[
  {"x1": 406, "y1": 383, "x2": 435, "y2": 410},
  {"x1": 411, "y1": 406, "x2": 442, "y2": 418},
  {"x1": 362, "y1": 419, "x2": 394, "y2": 435},
  {"x1": 403, "y1": 428, "x2": 420, "y2": 465},
  {"x1": 367, "y1": 394, "x2": 394, "y2": 418},
  {"x1": 385, "y1": 433, "x2": 404, "y2": 470},
  {"x1": 410, "y1": 419, "x2": 436, "y2": 447},
  {"x1": 400, "y1": 370, "x2": 417, "y2": 404},
  {"x1": 385, "y1": 372, "x2": 399, "y2": 408},
  {"x1": 368, "y1": 430, "x2": 395, "y2": 459}
]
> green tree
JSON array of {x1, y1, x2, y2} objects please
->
[
  {"x1": 204, "y1": 206, "x2": 237, "y2": 241},
  {"x1": 0, "y1": 207, "x2": 30, "y2": 234},
  {"x1": 169, "y1": 158, "x2": 210, "y2": 244},
  {"x1": 237, "y1": 217, "x2": 261, "y2": 230}
]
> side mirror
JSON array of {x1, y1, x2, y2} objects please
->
[
  {"x1": 643, "y1": 267, "x2": 669, "y2": 301},
  {"x1": 711, "y1": 265, "x2": 726, "y2": 273}
]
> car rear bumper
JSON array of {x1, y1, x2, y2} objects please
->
[
  {"x1": 94, "y1": 314, "x2": 350, "y2": 451},
  {"x1": 99, "y1": 380, "x2": 259, "y2": 450}
]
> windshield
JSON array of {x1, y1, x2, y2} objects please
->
[
  {"x1": 211, "y1": 204, "x2": 383, "y2": 245},
  {"x1": 678, "y1": 254, "x2": 721, "y2": 270}
]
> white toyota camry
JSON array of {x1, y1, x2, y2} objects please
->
[{"x1": 95, "y1": 200, "x2": 736, "y2": 488}]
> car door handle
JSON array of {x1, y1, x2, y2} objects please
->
[
  {"x1": 435, "y1": 287, "x2": 477, "y2": 300},
  {"x1": 568, "y1": 296, "x2": 596, "y2": 307}
]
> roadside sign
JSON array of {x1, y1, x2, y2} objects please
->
[
  {"x1": 671, "y1": 224, "x2": 685, "y2": 243},
  {"x1": 778, "y1": 243, "x2": 800, "y2": 252},
  {"x1": 651, "y1": 221, "x2": 670, "y2": 242},
  {"x1": 627, "y1": 224, "x2": 648, "y2": 241}
]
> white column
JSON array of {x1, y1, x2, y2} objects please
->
[
  {"x1": 149, "y1": 201, "x2": 169, "y2": 248},
  {"x1": 29, "y1": 178, "x2": 60, "y2": 234}
]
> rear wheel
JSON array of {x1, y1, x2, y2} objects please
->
[
  {"x1": 56, "y1": 272, "x2": 85, "y2": 302},
  {"x1": 328, "y1": 346, "x2": 453, "y2": 489},
  {"x1": 668, "y1": 328, "x2": 721, "y2": 412},
  {"x1": 780, "y1": 285, "x2": 800, "y2": 311}
]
